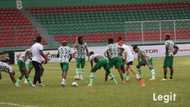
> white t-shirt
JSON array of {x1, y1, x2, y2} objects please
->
[
  {"x1": 31, "y1": 42, "x2": 44, "y2": 63},
  {"x1": 122, "y1": 44, "x2": 135, "y2": 62},
  {"x1": 0, "y1": 61, "x2": 13, "y2": 73}
]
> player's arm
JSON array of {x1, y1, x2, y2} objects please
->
[
  {"x1": 57, "y1": 50, "x2": 60, "y2": 57},
  {"x1": 124, "y1": 51, "x2": 128, "y2": 62},
  {"x1": 90, "y1": 59, "x2": 94, "y2": 68},
  {"x1": 39, "y1": 50, "x2": 48, "y2": 64},
  {"x1": 173, "y1": 45, "x2": 179, "y2": 55},
  {"x1": 85, "y1": 44, "x2": 90, "y2": 60},
  {"x1": 104, "y1": 49, "x2": 111, "y2": 60},
  {"x1": 73, "y1": 36, "x2": 78, "y2": 49},
  {"x1": 137, "y1": 53, "x2": 141, "y2": 63}
]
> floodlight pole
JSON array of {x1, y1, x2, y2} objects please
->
[
  {"x1": 159, "y1": 21, "x2": 162, "y2": 42},
  {"x1": 173, "y1": 20, "x2": 177, "y2": 41},
  {"x1": 141, "y1": 21, "x2": 144, "y2": 44}
]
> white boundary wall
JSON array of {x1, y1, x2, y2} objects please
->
[{"x1": 15, "y1": 44, "x2": 190, "y2": 63}]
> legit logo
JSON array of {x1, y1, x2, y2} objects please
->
[{"x1": 153, "y1": 92, "x2": 176, "y2": 103}]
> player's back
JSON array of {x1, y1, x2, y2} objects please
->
[{"x1": 107, "y1": 43, "x2": 120, "y2": 58}]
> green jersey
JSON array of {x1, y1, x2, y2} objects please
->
[
  {"x1": 106, "y1": 43, "x2": 120, "y2": 59},
  {"x1": 58, "y1": 46, "x2": 72, "y2": 63},
  {"x1": 74, "y1": 43, "x2": 88, "y2": 59},
  {"x1": 165, "y1": 40, "x2": 175, "y2": 56}
]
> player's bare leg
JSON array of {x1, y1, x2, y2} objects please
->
[
  {"x1": 104, "y1": 69, "x2": 118, "y2": 85},
  {"x1": 136, "y1": 65, "x2": 145, "y2": 87},
  {"x1": 163, "y1": 67, "x2": 168, "y2": 80},
  {"x1": 61, "y1": 71, "x2": 68, "y2": 86},
  {"x1": 9, "y1": 72, "x2": 16, "y2": 84},
  {"x1": 169, "y1": 67, "x2": 174, "y2": 80},
  {"x1": 125, "y1": 65, "x2": 136, "y2": 81},
  {"x1": 117, "y1": 68, "x2": 124, "y2": 81}
]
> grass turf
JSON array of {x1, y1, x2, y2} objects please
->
[{"x1": 0, "y1": 56, "x2": 190, "y2": 107}]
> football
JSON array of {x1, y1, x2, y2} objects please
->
[{"x1": 71, "y1": 82, "x2": 79, "y2": 87}]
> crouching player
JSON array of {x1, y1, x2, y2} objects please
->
[
  {"x1": 88, "y1": 51, "x2": 118, "y2": 86},
  {"x1": 0, "y1": 61, "x2": 16, "y2": 85},
  {"x1": 133, "y1": 45, "x2": 156, "y2": 82},
  {"x1": 57, "y1": 41, "x2": 72, "y2": 86},
  {"x1": 105, "y1": 38, "x2": 124, "y2": 82},
  {"x1": 15, "y1": 49, "x2": 34, "y2": 87}
]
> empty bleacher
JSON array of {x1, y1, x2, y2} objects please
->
[
  {"x1": 28, "y1": 3, "x2": 190, "y2": 43},
  {"x1": 0, "y1": 8, "x2": 42, "y2": 48}
]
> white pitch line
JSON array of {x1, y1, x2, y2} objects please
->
[{"x1": 0, "y1": 102, "x2": 39, "y2": 107}]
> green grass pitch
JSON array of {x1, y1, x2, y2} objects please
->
[{"x1": 0, "y1": 56, "x2": 189, "y2": 107}]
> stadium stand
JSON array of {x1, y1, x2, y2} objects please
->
[
  {"x1": 0, "y1": 0, "x2": 190, "y2": 49},
  {"x1": 0, "y1": 8, "x2": 46, "y2": 48},
  {"x1": 27, "y1": 3, "x2": 190, "y2": 43}
]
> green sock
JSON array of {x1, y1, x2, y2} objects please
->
[
  {"x1": 89, "y1": 73, "x2": 95, "y2": 86},
  {"x1": 126, "y1": 74, "x2": 130, "y2": 81},
  {"x1": 26, "y1": 77, "x2": 33, "y2": 86},
  {"x1": 15, "y1": 79, "x2": 21, "y2": 87},
  {"x1": 109, "y1": 72, "x2": 118, "y2": 85},
  {"x1": 76, "y1": 68, "x2": 80, "y2": 76}
]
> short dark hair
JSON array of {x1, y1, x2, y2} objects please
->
[
  {"x1": 61, "y1": 41, "x2": 67, "y2": 46},
  {"x1": 35, "y1": 36, "x2": 42, "y2": 43},
  {"x1": 108, "y1": 38, "x2": 114, "y2": 44},
  {"x1": 78, "y1": 36, "x2": 83, "y2": 41},
  {"x1": 133, "y1": 45, "x2": 138, "y2": 50},
  {"x1": 89, "y1": 51, "x2": 94, "y2": 56},
  {"x1": 117, "y1": 36, "x2": 123, "y2": 42},
  {"x1": 165, "y1": 35, "x2": 171, "y2": 40}
]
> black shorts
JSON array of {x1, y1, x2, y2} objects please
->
[{"x1": 127, "y1": 61, "x2": 133, "y2": 66}]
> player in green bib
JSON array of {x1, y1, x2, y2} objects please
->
[
  {"x1": 133, "y1": 45, "x2": 156, "y2": 81},
  {"x1": 105, "y1": 38, "x2": 124, "y2": 81},
  {"x1": 73, "y1": 36, "x2": 89, "y2": 80},
  {"x1": 163, "y1": 35, "x2": 178, "y2": 80},
  {"x1": 15, "y1": 49, "x2": 35, "y2": 87},
  {"x1": 57, "y1": 41, "x2": 72, "y2": 86},
  {"x1": 88, "y1": 51, "x2": 118, "y2": 86}
]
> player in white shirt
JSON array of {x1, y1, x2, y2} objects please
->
[
  {"x1": 57, "y1": 41, "x2": 72, "y2": 86},
  {"x1": 117, "y1": 37, "x2": 135, "y2": 82},
  {"x1": 31, "y1": 36, "x2": 48, "y2": 86},
  {"x1": 122, "y1": 44, "x2": 136, "y2": 81},
  {"x1": 0, "y1": 59, "x2": 16, "y2": 85}
]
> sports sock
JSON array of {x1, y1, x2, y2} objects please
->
[
  {"x1": 75, "y1": 68, "x2": 80, "y2": 78},
  {"x1": 109, "y1": 72, "x2": 118, "y2": 85},
  {"x1": 170, "y1": 70, "x2": 173, "y2": 79},
  {"x1": 89, "y1": 72, "x2": 95, "y2": 86},
  {"x1": 15, "y1": 79, "x2": 21, "y2": 87},
  {"x1": 150, "y1": 69, "x2": 156, "y2": 79},
  {"x1": 26, "y1": 77, "x2": 33, "y2": 86},
  {"x1": 80, "y1": 68, "x2": 84, "y2": 79},
  {"x1": 164, "y1": 70, "x2": 167, "y2": 79}
]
